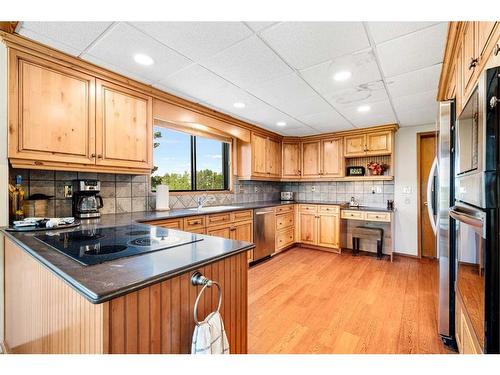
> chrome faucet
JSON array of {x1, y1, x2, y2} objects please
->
[
  {"x1": 349, "y1": 196, "x2": 359, "y2": 208},
  {"x1": 197, "y1": 194, "x2": 215, "y2": 209}
]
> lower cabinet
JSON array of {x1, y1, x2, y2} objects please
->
[
  {"x1": 298, "y1": 204, "x2": 340, "y2": 251},
  {"x1": 456, "y1": 293, "x2": 482, "y2": 354},
  {"x1": 276, "y1": 205, "x2": 296, "y2": 251}
]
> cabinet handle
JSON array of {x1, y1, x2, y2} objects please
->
[
  {"x1": 494, "y1": 44, "x2": 500, "y2": 56},
  {"x1": 468, "y1": 57, "x2": 478, "y2": 70},
  {"x1": 34, "y1": 161, "x2": 44, "y2": 166},
  {"x1": 97, "y1": 154, "x2": 103, "y2": 159},
  {"x1": 90, "y1": 153, "x2": 96, "y2": 158}
]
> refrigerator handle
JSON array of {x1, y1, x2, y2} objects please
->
[{"x1": 426, "y1": 157, "x2": 438, "y2": 234}]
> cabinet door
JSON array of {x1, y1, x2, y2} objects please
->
[
  {"x1": 301, "y1": 141, "x2": 321, "y2": 178},
  {"x1": 95, "y1": 80, "x2": 152, "y2": 170},
  {"x1": 9, "y1": 51, "x2": 96, "y2": 165},
  {"x1": 477, "y1": 21, "x2": 496, "y2": 58},
  {"x1": 344, "y1": 134, "x2": 366, "y2": 157},
  {"x1": 446, "y1": 60, "x2": 457, "y2": 100},
  {"x1": 462, "y1": 22, "x2": 477, "y2": 99},
  {"x1": 317, "y1": 214, "x2": 340, "y2": 248},
  {"x1": 231, "y1": 220, "x2": 253, "y2": 242},
  {"x1": 366, "y1": 131, "x2": 392, "y2": 156},
  {"x1": 282, "y1": 142, "x2": 301, "y2": 178},
  {"x1": 299, "y1": 212, "x2": 317, "y2": 245},
  {"x1": 321, "y1": 138, "x2": 343, "y2": 177},
  {"x1": 207, "y1": 225, "x2": 232, "y2": 239},
  {"x1": 251, "y1": 133, "x2": 267, "y2": 176},
  {"x1": 266, "y1": 138, "x2": 281, "y2": 177}
]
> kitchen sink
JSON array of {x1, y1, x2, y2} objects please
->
[{"x1": 186, "y1": 205, "x2": 244, "y2": 213}]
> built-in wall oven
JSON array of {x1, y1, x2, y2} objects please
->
[{"x1": 453, "y1": 67, "x2": 500, "y2": 353}]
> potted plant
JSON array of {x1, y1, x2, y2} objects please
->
[{"x1": 367, "y1": 161, "x2": 389, "y2": 176}]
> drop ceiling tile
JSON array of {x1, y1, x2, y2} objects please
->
[
  {"x1": 279, "y1": 126, "x2": 318, "y2": 136},
  {"x1": 17, "y1": 28, "x2": 82, "y2": 56},
  {"x1": 397, "y1": 106, "x2": 438, "y2": 127},
  {"x1": 297, "y1": 109, "x2": 352, "y2": 131},
  {"x1": 336, "y1": 99, "x2": 397, "y2": 128},
  {"x1": 82, "y1": 54, "x2": 155, "y2": 84},
  {"x1": 245, "y1": 22, "x2": 278, "y2": 33},
  {"x1": 200, "y1": 35, "x2": 292, "y2": 88},
  {"x1": 326, "y1": 80, "x2": 389, "y2": 109},
  {"x1": 260, "y1": 22, "x2": 370, "y2": 69},
  {"x1": 19, "y1": 22, "x2": 113, "y2": 54},
  {"x1": 392, "y1": 89, "x2": 438, "y2": 115},
  {"x1": 386, "y1": 64, "x2": 442, "y2": 98},
  {"x1": 367, "y1": 22, "x2": 441, "y2": 44},
  {"x1": 82, "y1": 22, "x2": 192, "y2": 83},
  {"x1": 376, "y1": 23, "x2": 447, "y2": 77},
  {"x1": 300, "y1": 49, "x2": 381, "y2": 96},
  {"x1": 131, "y1": 22, "x2": 252, "y2": 61},
  {"x1": 247, "y1": 73, "x2": 332, "y2": 117}
]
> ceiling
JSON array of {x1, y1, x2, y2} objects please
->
[{"x1": 16, "y1": 21, "x2": 447, "y2": 136}]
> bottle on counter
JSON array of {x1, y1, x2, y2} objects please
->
[{"x1": 10, "y1": 175, "x2": 26, "y2": 222}]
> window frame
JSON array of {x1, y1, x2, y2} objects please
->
[{"x1": 152, "y1": 126, "x2": 231, "y2": 193}]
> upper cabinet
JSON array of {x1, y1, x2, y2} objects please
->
[
  {"x1": 96, "y1": 80, "x2": 152, "y2": 170},
  {"x1": 8, "y1": 50, "x2": 153, "y2": 174},
  {"x1": 321, "y1": 138, "x2": 343, "y2": 177},
  {"x1": 301, "y1": 140, "x2": 321, "y2": 178},
  {"x1": 344, "y1": 130, "x2": 392, "y2": 157},
  {"x1": 237, "y1": 132, "x2": 282, "y2": 180},
  {"x1": 8, "y1": 51, "x2": 96, "y2": 166},
  {"x1": 282, "y1": 141, "x2": 301, "y2": 178}
]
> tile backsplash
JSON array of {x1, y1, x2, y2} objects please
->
[{"x1": 9, "y1": 168, "x2": 394, "y2": 217}]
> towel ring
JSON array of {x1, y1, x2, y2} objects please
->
[{"x1": 191, "y1": 271, "x2": 222, "y2": 326}]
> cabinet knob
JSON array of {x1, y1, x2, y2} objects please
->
[
  {"x1": 91, "y1": 153, "x2": 96, "y2": 158},
  {"x1": 468, "y1": 57, "x2": 478, "y2": 70},
  {"x1": 494, "y1": 44, "x2": 500, "y2": 56},
  {"x1": 97, "y1": 154, "x2": 103, "y2": 159}
]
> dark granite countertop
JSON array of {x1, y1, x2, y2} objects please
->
[{"x1": 1, "y1": 200, "x2": 393, "y2": 304}]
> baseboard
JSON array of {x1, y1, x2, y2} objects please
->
[{"x1": 393, "y1": 252, "x2": 420, "y2": 259}]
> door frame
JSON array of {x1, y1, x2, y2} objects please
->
[{"x1": 416, "y1": 131, "x2": 438, "y2": 258}]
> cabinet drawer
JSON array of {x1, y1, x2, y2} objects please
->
[
  {"x1": 318, "y1": 205, "x2": 340, "y2": 214},
  {"x1": 207, "y1": 212, "x2": 231, "y2": 227},
  {"x1": 189, "y1": 227, "x2": 207, "y2": 235},
  {"x1": 276, "y1": 205, "x2": 294, "y2": 214},
  {"x1": 276, "y1": 212, "x2": 294, "y2": 230},
  {"x1": 183, "y1": 215, "x2": 206, "y2": 230},
  {"x1": 276, "y1": 227, "x2": 295, "y2": 250},
  {"x1": 365, "y1": 212, "x2": 391, "y2": 222},
  {"x1": 145, "y1": 218, "x2": 184, "y2": 230},
  {"x1": 299, "y1": 204, "x2": 317, "y2": 213},
  {"x1": 341, "y1": 210, "x2": 365, "y2": 220},
  {"x1": 231, "y1": 209, "x2": 253, "y2": 222}
]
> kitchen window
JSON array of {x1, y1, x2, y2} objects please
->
[{"x1": 151, "y1": 126, "x2": 230, "y2": 192}]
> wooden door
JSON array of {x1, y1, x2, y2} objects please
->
[
  {"x1": 344, "y1": 134, "x2": 366, "y2": 157},
  {"x1": 301, "y1": 141, "x2": 321, "y2": 178},
  {"x1": 317, "y1": 213, "x2": 339, "y2": 249},
  {"x1": 266, "y1": 138, "x2": 281, "y2": 177},
  {"x1": 251, "y1": 133, "x2": 267, "y2": 176},
  {"x1": 462, "y1": 22, "x2": 477, "y2": 99},
  {"x1": 9, "y1": 51, "x2": 96, "y2": 165},
  {"x1": 299, "y1": 212, "x2": 317, "y2": 245},
  {"x1": 207, "y1": 225, "x2": 232, "y2": 239},
  {"x1": 419, "y1": 133, "x2": 437, "y2": 258},
  {"x1": 321, "y1": 138, "x2": 343, "y2": 177},
  {"x1": 95, "y1": 80, "x2": 152, "y2": 170},
  {"x1": 477, "y1": 21, "x2": 496, "y2": 58},
  {"x1": 366, "y1": 131, "x2": 392, "y2": 156},
  {"x1": 282, "y1": 142, "x2": 301, "y2": 178}
]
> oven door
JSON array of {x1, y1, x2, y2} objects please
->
[{"x1": 449, "y1": 203, "x2": 486, "y2": 351}]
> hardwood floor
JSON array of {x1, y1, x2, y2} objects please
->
[{"x1": 248, "y1": 247, "x2": 451, "y2": 354}]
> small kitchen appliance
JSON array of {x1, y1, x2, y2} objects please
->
[
  {"x1": 72, "y1": 179, "x2": 103, "y2": 219},
  {"x1": 280, "y1": 192, "x2": 294, "y2": 201}
]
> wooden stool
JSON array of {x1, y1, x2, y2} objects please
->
[{"x1": 352, "y1": 226, "x2": 384, "y2": 260}]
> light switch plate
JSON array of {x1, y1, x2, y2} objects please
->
[
  {"x1": 64, "y1": 184, "x2": 73, "y2": 198},
  {"x1": 311, "y1": 186, "x2": 316, "y2": 192}
]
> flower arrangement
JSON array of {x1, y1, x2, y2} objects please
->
[{"x1": 367, "y1": 161, "x2": 389, "y2": 175}]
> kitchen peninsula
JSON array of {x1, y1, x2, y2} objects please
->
[{"x1": 2, "y1": 213, "x2": 253, "y2": 354}]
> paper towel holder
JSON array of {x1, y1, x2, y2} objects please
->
[{"x1": 155, "y1": 184, "x2": 171, "y2": 211}]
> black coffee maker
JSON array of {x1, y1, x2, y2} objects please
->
[{"x1": 72, "y1": 180, "x2": 103, "y2": 219}]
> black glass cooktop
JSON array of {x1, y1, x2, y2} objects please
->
[{"x1": 34, "y1": 224, "x2": 203, "y2": 266}]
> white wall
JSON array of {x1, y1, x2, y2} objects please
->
[
  {"x1": 0, "y1": 42, "x2": 8, "y2": 342},
  {"x1": 394, "y1": 123, "x2": 436, "y2": 256}
]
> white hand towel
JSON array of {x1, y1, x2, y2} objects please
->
[{"x1": 191, "y1": 312, "x2": 229, "y2": 354}]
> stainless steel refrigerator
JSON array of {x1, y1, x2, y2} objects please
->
[{"x1": 436, "y1": 100, "x2": 457, "y2": 348}]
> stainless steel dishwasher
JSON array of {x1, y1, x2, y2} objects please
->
[{"x1": 253, "y1": 207, "x2": 276, "y2": 262}]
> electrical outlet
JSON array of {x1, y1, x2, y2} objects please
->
[
  {"x1": 64, "y1": 184, "x2": 73, "y2": 198},
  {"x1": 254, "y1": 186, "x2": 259, "y2": 193},
  {"x1": 311, "y1": 186, "x2": 316, "y2": 192}
]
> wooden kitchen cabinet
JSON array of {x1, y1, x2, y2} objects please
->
[
  {"x1": 230, "y1": 219, "x2": 254, "y2": 263},
  {"x1": 8, "y1": 50, "x2": 96, "y2": 166},
  {"x1": 301, "y1": 140, "x2": 321, "y2": 178},
  {"x1": 344, "y1": 134, "x2": 366, "y2": 157},
  {"x1": 266, "y1": 137, "x2": 282, "y2": 177},
  {"x1": 95, "y1": 79, "x2": 152, "y2": 170},
  {"x1": 251, "y1": 133, "x2": 267, "y2": 176},
  {"x1": 298, "y1": 204, "x2": 341, "y2": 251},
  {"x1": 317, "y1": 213, "x2": 340, "y2": 249},
  {"x1": 344, "y1": 131, "x2": 392, "y2": 157},
  {"x1": 282, "y1": 141, "x2": 301, "y2": 178},
  {"x1": 462, "y1": 22, "x2": 477, "y2": 100},
  {"x1": 207, "y1": 224, "x2": 232, "y2": 239},
  {"x1": 238, "y1": 132, "x2": 281, "y2": 179},
  {"x1": 299, "y1": 211, "x2": 317, "y2": 245},
  {"x1": 321, "y1": 138, "x2": 343, "y2": 177}
]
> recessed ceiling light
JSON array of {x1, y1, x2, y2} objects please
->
[
  {"x1": 233, "y1": 102, "x2": 246, "y2": 109},
  {"x1": 133, "y1": 53, "x2": 154, "y2": 66},
  {"x1": 333, "y1": 70, "x2": 352, "y2": 82},
  {"x1": 357, "y1": 105, "x2": 371, "y2": 113},
  {"x1": 276, "y1": 121, "x2": 287, "y2": 127}
]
